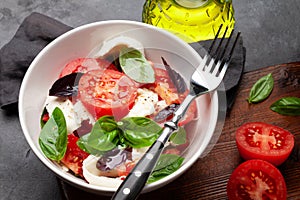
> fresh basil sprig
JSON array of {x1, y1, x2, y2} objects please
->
[
  {"x1": 248, "y1": 73, "x2": 274, "y2": 103},
  {"x1": 147, "y1": 154, "x2": 184, "y2": 183},
  {"x1": 119, "y1": 47, "x2": 155, "y2": 83},
  {"x1": 83, "y1": 116, "x2": 121, "y2": 152},
  {"x1": 39, "y1": 107, "x2": 67, "y2": 161},
  {"x1": 118, "y1": 117, "x2": 162, "y2": 148},
  {"x1": 77, "y1": 116, "x2": 164, "y2": 155},
  {"x1": 270, "y1": 97, "x2": 300, "y2": 116}
]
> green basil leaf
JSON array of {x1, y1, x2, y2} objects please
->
[
  {"x1": 248, "y1": 73, "x2": 274, "y2": 103},
  {"x1": 76, "y1": 133, "x2": 90, "y2": 152},
  {"x1": 147, "y1": 154, "x2": 184, "y2": 183},
  {"x1": 77, "y1": 133, "x2": 104, "y2": 155},
  {"x1": 270, "y1": 97, "x2": 300, "y2": 116},
  {"x1": 119, "y1": 47, "x2": 155, "y2": 83},
  {"x1": 118, "y1": 117, "x2": 162, "y2": 148},
  {"x1": 86, "y1": 116, "x2": 120, "y2": 152},
  {"x1": 169, "y1": 127, "x2": 186, "y2": 145},
  {"x1": 39, "y1": 107, "x2": 67, "y2": 161}
]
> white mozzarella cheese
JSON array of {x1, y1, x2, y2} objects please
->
[
  {"x1": 45, "y1": 96, "x2": 94, "y2": 133},
  {"x1": 92, "y1": 35, "x2": 145, "y2": 58},
  {"x1": 82, "y1": 155, "x2": 123, "y2": 188},
  {"x1": 127, "y1": 88, "x2": 159, "y2": 117}
]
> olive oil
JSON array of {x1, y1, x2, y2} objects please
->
[{"x1": 142, "y1": 0, "x2": 235, "y2": 43}]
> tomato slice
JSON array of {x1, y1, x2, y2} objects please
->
[
  {"x1": 178, "y1": 100, "x2": 197, "y2": 126},
  {"x1": 235, "y1": 122, "x2": 294, "y2": 166},
  {"x1": 61, "y1": 134, "x2": 90, "y2": 177},
  {"x1": 147, "y1": 68, "x2": 197, "y2": 126},
  {"x1": 59, "y1": 58, "x2": 116, "y2": 77},
  {"x1": 78, "y1": 69, "x2": 138, "y2": 120},
  {"x1": 41, "y1": 112, "x2": 49, "y2": 123},
  {"x1": 117, "y1": 161, "x2": 136, "y2": 177},
  {"x1": 227, "y1": 159, "x2": 287, "y2": 200},
  {"x1": 152, "y1": 68, "x2": 180, "y2": 104}
]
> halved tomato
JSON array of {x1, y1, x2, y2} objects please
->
[
  {"x1": 235, "y1": 122, "x2": 294, "y2": 166},
  {"x1": 59, "y1": 58, "x2": 116, "y2": 77},
  {"x1": 227, "y1": 159, "x2": 287, "y2": 200},
  {"x1": 78, "y1": 69, "x2": 138, "y2": 120},
  {"x1": 61, "y1": 134, "x2": 90, "y2": 177}
]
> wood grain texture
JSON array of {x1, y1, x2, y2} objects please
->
[{"x1": 60, "y1": 62, "x2": 300, "y2": 200}]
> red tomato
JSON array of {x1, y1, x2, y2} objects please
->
[
  {"x1": 152, "y1": 68, "x2": 180, "y2": 105},
  {"x1": 235, "y1": 122, "x2": 294, "y2": 166},
  {"x1": 117, "y1": 161, "x2": 136, "y2": 177},
  {"x1": 178, "y1": 100, "x2": 197, "y2": 126},
  {"x1": 59, "y1": 58, "x2": 116, "y2": 77},
  {"x1": 163, "y1": 148, "x2": 181, "y2": 155},
  {"x1": 41, "y1": 113, "x2": 49, "y2": 123},
  {"x1": 61, "y1": 134, "x2": 90, "y2": 177},
  {"x1": 147, "y1": 68, "x2": 197, "y2": 126},
  {"x1": 227, "y1": 159, "x2": 287, "y2": 200},
  {"x1": 78, "y1": 69, "x2": 138, "y2": 120}
]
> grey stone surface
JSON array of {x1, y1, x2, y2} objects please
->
[
  {"x1": 1, "y1": 0, "x2": 299, "y2": 72},
  {"x1": 234, "y1": 0, "x2": 300, "y2": 71},
  {"x1": 0, "y1": 1, "x2": 299, "y2": 200}
]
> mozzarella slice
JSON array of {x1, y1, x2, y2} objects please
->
[
  {"x1": 82, "y1": 155, "x2": 122, "y2": 188},
  {"x1": 92, "y1": 35, "x2": 144, "y2": 58},
  {"x1": 45, "y1": 96, "x2": 94, "y2": 133},
  {"x1": 127, "y1": 88, "x2": 158, "y2": 117}
]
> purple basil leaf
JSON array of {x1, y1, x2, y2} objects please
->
[
  {"x1": 49, "y1": 73, "x2": 84, "y2": 97},
  {"x1": 153, "y1": 103, "x2": 179, "y2": 122},
  {"x1": 73, "y1": 119, "x2": 93, "y2": 138},
  {"x1": 161, "y1": 57, "x2": 187, "y2": 94},
  {"x1": 96, "y1": 147, "x2": 132, "y2": 171}
]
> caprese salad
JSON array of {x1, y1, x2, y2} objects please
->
[{"x1": 39, "y1": 36, "x2": 198, "y2": 187}]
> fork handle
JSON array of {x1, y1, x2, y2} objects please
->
[
  {"x1": 171, "y1": 93, "x2": 197, "y2": 125},
  {"x1": 112, "y1": 95, "x2": 196, "y2": 200},
  {"x1": 111, "y1": 126, "x2": 174, "y2": 200}
]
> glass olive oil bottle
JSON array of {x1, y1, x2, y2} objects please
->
[{"x1": 142, "y1": 0, "x2": 235, "y2": 43}]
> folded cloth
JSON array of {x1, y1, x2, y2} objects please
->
[
  {"x1": 0, "y1": 12, "x2": 245, "y2": 112},
  {"x1": 0, "y1": 12, "x2": 72, "y2": 111},
  {"x1": 191, "y1": 38, "x2": 246, "y2": 110}
]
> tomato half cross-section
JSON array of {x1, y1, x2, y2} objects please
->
[
  {"x1": 227, "y1": 159, "x2": 287, "y2": 200},
  {"x1": 78, "y1": 69, "x2": 138, "y2": 120},
  {"x1": 235, "y1": 122, "x2": 294, "y2": 166}
]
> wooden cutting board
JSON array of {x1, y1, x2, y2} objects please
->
[{"x1": 59, "y1": 62, "x2": 300, "y2": 200}]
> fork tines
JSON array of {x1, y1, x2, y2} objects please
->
[{"x1": 202, "y1": 25, "x2": 241, "y2": 77}]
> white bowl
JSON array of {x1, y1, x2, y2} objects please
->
[{"x1": 18, "y1": 20, "x2": 220, "y2": 196}]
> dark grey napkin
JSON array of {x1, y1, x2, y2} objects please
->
[
  {"x1": 0, "y1": 12, "x2": 72, "y2": 111},
  {"x1": 191, "y1": 36, "x2": 246, "y2": 110},
  {"x1": 0, "y1": 12, "x2": 245, "y2": 112}
]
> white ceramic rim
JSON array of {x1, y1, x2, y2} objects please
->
[{"x1": 18, "y1": 20, "x2": 219, "y2": 194}]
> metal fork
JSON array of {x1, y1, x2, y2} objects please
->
[{"x1": 112, "y1": 26, "x2": 241, "y2": 200}]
